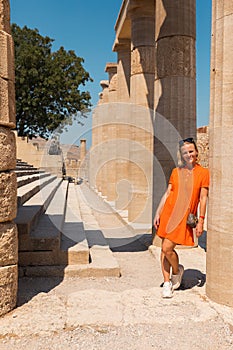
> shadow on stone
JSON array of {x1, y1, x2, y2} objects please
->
[
  {"x1": 179, "y1": 268, "x2": 206, "y2": 290},
  {"x1": 17, "y1": 277, "x2": 63, "y2": 307},
  {"x1": 198, "y1": 230, "x2": 207, "y2": 251},
  {"x1": 108, "y1": 234, "x2": 152, "y2": 252}
]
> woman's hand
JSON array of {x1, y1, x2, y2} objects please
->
[
  {"x1": 195, "y1": 220, "x2": 204, "y2": 237},
  {"x1": 154, "y1": 213, "x2": 160, "y2": 230}
]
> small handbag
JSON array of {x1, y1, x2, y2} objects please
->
[{"x1": 187, "y1": 213, "x2": 198, "y2": 228}]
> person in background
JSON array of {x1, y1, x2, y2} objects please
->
[{"x1": 154, "y1": 137, "x2": 209, "y2": 298}]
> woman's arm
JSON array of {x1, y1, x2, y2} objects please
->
[
  {"x1": 196, "y1": 187, "x2": 208, "y2": 237},
  {"x1": 153, "y1": 184, "x2": 172, "y2": 229}
]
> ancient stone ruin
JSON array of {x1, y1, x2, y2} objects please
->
[
  {"x1": 0, "y1": 0, "x2": 232, "y2": 318},
  {"x1": 90, "y1": 0, "x2": 233, "y2": 307}
]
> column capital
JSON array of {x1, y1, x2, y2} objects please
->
[
  {"x1": 105, "y1": 62, "x2": 118, "y2": 74},
  {"x1": 113, "y1": 38, "x2": 131, "y2": 53}
]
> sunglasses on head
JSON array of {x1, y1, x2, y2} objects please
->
[{"x1": 179, "y1": 137, "x2": 195, "y2": 146}]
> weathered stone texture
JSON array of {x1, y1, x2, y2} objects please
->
[
  {"x1": 0, "y1": 0, "x2": 10, "y2": 34},
  {"x1": 156, "y1": 36, "x2": 196, "y2": 79},
  {"x1": 197, "y1": 126, "x2": 209, "y2": 168},
  {"x1": 0, "y1": 264, "x2": 17, "y2": 309},
  {"x1": 0, "y1": 126, "x2": 16, "y2": 170},
  {"x1": 0, "y1": 171, "x2": 17, "y2": 222},
  {"x1": 0, "y1": 221, "x2": 18, "y2": 266},
  {"x1": 0, "y1": 30, "x2": 14, "y2": 80},
  {"x1": 0, "y1": 77, "x2": 16, "y2": 127},
  {"x1": 0, "y1": 265, "x2": 17, "y2": 316},
  {"x1": 156, "y1": 0, "x2": 196, "y2": 39},
  {"x1": 206, "y1": 0, "x2": 233, "y2": 307},
  {"x1": 131, "y1": 46, "x2": 155, "y2": 75},
  {"x1": 131, "y1": 16, "x2": 155, "y2": 47}
]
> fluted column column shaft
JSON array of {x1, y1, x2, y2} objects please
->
[
  {"x1": 152, "y1": 0, "x2": 196, "y2": 245},
  {"x1": 128, "y1": 0, "x2": 155, "y2": 224},
  {"x1": 114, "y1": 39, "x2": 131, "y2": 210},
  {"x1": 101, "y1": 64, "x2": 118, "y2": 200},
  {"x1": 206, "y1": 0, "x2": 233, "y2": 307},
  {"x1": 89, "y1": 81, "x2": 109, "y2": 192}
]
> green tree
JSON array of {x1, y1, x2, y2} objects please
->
[{"x1": 12, "y1": 23, "x2": 93, "y2": 138}]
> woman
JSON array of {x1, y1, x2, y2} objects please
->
[{"x1": 154, "y1": 137, "x2": 209, "y2": 298}]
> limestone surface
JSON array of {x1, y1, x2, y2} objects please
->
[
  {"x1": 0, "y1": 77, "x2": 15, "y2": 127},
  {"x1": 0, "y1": 264, "x2": 17, "y2": 317},
  {"x1": 0, "y1": 0, "x2": 10, "y2": 34},
  {"x1": 0, "y1": 126, "x2": 16, "y2": 170},
  {"x1": 0, "y1": 30, "x2": 14, "y2": 81},
  {"x1": 0, "y1": 171, "x2": 17, "y2": 222},
  {"x1": 0, "y1": 221, "x2": 18, "y2": 266}
]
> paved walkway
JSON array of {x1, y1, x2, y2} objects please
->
[{"x1": 0, "y1": 185, "x2": 233, "y2": 349}]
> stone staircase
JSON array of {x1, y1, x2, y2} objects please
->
[{"x1": 15, "y1": 160, "x2": 120, "y2": 278}]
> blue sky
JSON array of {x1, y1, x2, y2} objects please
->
[{"x1": 10, "y1": 0, "x2": 212, "y2": 147}]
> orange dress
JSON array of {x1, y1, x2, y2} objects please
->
[{"x1": 156, "y1": 164, "x2": 210, "y2": 246}]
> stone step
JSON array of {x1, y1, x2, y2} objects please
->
[
  {"x1": 19, "y1": 181, "x2": 69, "y2": 254},
  {"x1": 17, "y1": 172, "x2": 51, "y2": 188},
  {"x1": 15, "y1": 169, "x2": 45, "y2": 177},
  {"x1": 19, "y1": 245, "x2": 120, "y2": 278},
  {"x1": 17, "y1": 174, "x2": 57, "y2": 206},
  {"x1": 18, "y1": 182, "x2": 120, "y2": 278},
  {"x1": 75, "y1": 185, "x2": 120, "y2": 274},
  {"x1": 59, "y1": 183, "x2": 89, "y2": 265},
  {"x1": 16, "y1": 164, "x2": 34, "y2": 169},
  {"x1": 15, "y1": 177, "x2": 62, "y2": 239},
  {"x1": 18, "y1": 181, "x2": 89, "y2": 267}
]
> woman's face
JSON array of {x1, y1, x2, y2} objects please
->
[{"x1": 180, "y1": 143, "x2": 198, "y2": 167}]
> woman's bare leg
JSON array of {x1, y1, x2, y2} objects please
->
[
  {"x1": 161, "y1": 251, "x2": 171, "y2": 282},
  {"x1": 161, "y1": 238, "x2": 179, "y2": 278}
]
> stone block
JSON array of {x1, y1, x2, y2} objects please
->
[
  {"x1": 18, "y1": 251, "x2": 58, "y2": 266},
  {"x1": 0, "y1": 77, "x2": 16, "y2": 127},
  {"x1": 0, "y1": 171, "x2": 17, "y2": 222},
  {"x1": 0, "y1": 30, "x2": 14, "y2": 80},
  {"x1": 0, "y1": 221, "x2": 18, "y2": 266},
  {"x1": 0, "y1": 0, "x2": 10, "y2": 34},
  {"x1": 156, "y1": 0, "x2": 195, "y2": 39},
  {"x1": 0, "y1": 126, "x2": 16, "y2": 170},
  {"x1": 156, "y1": 36, "x2": 196, "y2": 79},
  {"x1": 0, "y1": 264, "x2": 17, "y2": 317}
]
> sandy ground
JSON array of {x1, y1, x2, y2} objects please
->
[
  {"x1": 1, "y1": 185, "x2": 233, "y2": 349},
  {"x1": 0, "y1": 246, "x2": 233, "y2": 350}
]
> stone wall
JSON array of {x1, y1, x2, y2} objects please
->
[
  {"x1": 197, "y1": 126, "x2": 209, "y2": 168},
  {"x1": 0, "y1": 0, "x2": 18, "y2": 316}
]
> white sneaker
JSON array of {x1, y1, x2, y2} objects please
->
[
  {"x1": 162, "y1": 281, "x2": 173, "y2": 298},
  {"x1": 171, "y1": 264, "x2": 184, "y2": 290}
]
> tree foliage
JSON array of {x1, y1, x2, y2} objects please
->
[{"x1": 12, "y1": 23, "x2": 93, "y2": 138}]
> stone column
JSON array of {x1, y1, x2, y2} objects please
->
[
  {"x1": 0, "y1": 0, "x2": 18, "y2": 316},
  {"x1": 103, "y1": 63, "x2": 118, "y2": 201},
  {"x1": 90, "y1": 80, "x2": 109, "y2": 194},
  {"x1": 206, "y1": 0, "x2": 233, "y2": 307},
  {"x1": 128, "y1": 0, "x2": 155, "y2": 224},
  {"x1": 152, "y1": 0, "x2": 196, "y2": 245},
  {"x1": 113, "y1": 39, "x2": 131, "y2": 210}
]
